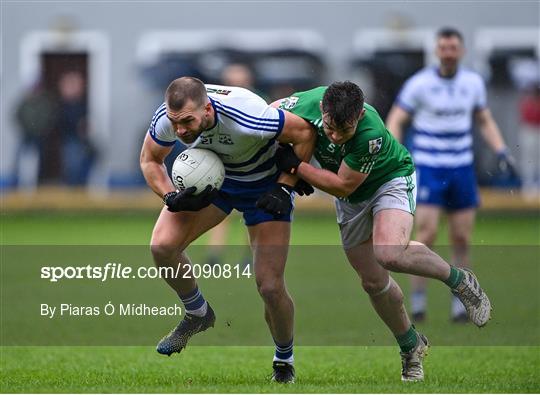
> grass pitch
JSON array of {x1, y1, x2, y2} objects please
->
[
  {"x1": 2, "y1": 346, "x2": 539, "y2": 393},
  {"x1": 1, "y1": 212, "x2": 539, "y2": 393}
]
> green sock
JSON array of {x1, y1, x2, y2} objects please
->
[
  {"x1": 444, "y1": 266, "x2": 464, "y2": 289},
  {"x1": 396, "y1": 325, "x2": 418, "y2": 353}
]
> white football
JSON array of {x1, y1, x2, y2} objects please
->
[{"x1": 171, "y1": 148, "x2": 225, "y2": 194}]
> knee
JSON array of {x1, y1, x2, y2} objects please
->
[
  {"x1": 374, "y1": 246, "x2": 404, "y2": 272},
  {"x1": 256, "y1": 279, "x2": 285, "y2": 304},
  {"x1": 150, "y1": 231, "x2": 184, "y2": 265},
  {"x1": 450, "y1": 233, "x2": 470, "y2": 249},
  {"x1": 362, "y1": 278, "x2": 389, "y2": 295},
  {"x1": 363, "y1": 278, "x2": 404, "y2": 304},
  {"x1": 416, "y1": 225, "x2": 437, "y2": 247}
]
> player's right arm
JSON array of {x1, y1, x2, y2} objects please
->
[
  {"x1": 140, "y1": 134, "x2": 218, "y2": 211},
  {"x1": 386, "y1": 105, "x2": 411, "y2": 142},
  {"x1": 139, "y1": 134, "x2": 175, "y2": 198}
]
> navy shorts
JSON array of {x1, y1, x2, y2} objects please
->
[
  {"x1": 416, "y1": 165, "x2": 480, "y2": 211},
  {"x1": 211, "y1": 174, "x2": 294, "y2": 226}
]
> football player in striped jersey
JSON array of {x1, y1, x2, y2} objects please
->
[
  {"x1": 386, "y1": 27, "x2": 515, "y2": 323},
  {"x1": 140, "y1": 76, "x2": 314, "y2": 383}
]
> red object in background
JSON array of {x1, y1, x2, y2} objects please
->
[{"x1": 519, "y1": 92, "x2": 540, "y2": 127}]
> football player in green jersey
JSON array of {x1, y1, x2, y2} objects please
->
[{"x1": 273, "y1": 81, "x2": 492, "y2": 381}]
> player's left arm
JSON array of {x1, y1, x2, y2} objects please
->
[
  {"x1": 475, "y1": 108, "x2": 507, "y2": 153},
  {"x1": 476, "y1": 108, "x2": 517, "y2": 173}
]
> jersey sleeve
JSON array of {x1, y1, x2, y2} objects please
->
[
  {"x1": 279, "y1": 87, "x2": 325, "y2": 124},
  {"x1": 343, "y1": 130, "x2": 383, "y2": 174},
  {"x1": 257, "y1": 104, "x2": 285, "y2": 140},
  {"x1": 473, "y1": 74, "x2": 488, "y2": 111},
  {"x1": 147, "y1": 103, "x2": 176, "y2": 146},
  {"x1": 395, "y1": 75, "x2": 422, "y2": 114}
]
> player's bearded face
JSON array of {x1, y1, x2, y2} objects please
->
[
  {"x1": 436, "y1": 37, "x2": 463, "y2": 71},
  {"x1": 167, "y1": 100, "x2": 213, "y2": 144}
]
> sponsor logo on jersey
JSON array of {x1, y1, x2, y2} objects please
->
[
  {"x1": 434, "y1": 107, "x2": 466, "y2": 117},
  {"x1": 206, "y1": 88, "x2": 232, "y2": 95},
  {"x1": 369, "y1": 137, "x2": 382, "y2": 154},
  {"x1": 280, "y1": 97, "x2": 299, "y2": 110},
  {"x1": 218, "y1": 134, "x2": 234, "y2": 145}
]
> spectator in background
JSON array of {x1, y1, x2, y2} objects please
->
[
  {"x1": 14, "y1": 82, "x2": 59, "y2": 190},
  {"x1": 386, "y1": 27, "x2": 515, "y2": 323},
  {"x1": 206, "y1": 63, "x2": 255, "y2": 267},
  {"x1": 221, "y1": 63, "x2": 255, "y2": 92},
  {"x1": 519, "y1": 83, "x2": 540, "y2": 199},
  {"x1": 57, "y1": 71, "x2": 95, "y2": 186}
]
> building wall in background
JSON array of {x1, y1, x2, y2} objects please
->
[{"x1": 1, "y1": 1, "x2": 538, "y2": 187}]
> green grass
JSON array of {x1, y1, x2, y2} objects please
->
[
  {"x1": 1, "y1": 211, "x2": 538, "y2": 245},
  {"x1": 2, "y1": 346, "x2": 539, "y2": 393},
  {"x1": 1, "y1": 212, "x2": 539, "y2": 392}
]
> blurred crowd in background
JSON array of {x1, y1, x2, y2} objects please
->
[{"x1": 8, "y1": 28, "x2": 540, "y2": 196}]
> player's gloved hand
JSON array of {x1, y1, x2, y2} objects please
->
[
  {"x1": 294, "y1": 179, "x2": 314, "y2": 196},
  {"x1": 163, "y1": 185, "x2": 218, "y2": 212},
  {"x1": 497, "y1": 148, "x2": 518, "y2": 177},
  {"x1": 275, "y1": 143, "x2": 302, "y2": 175},
  {"x1": 255, "y1": 183, "x2": 294, "y2": 217}
]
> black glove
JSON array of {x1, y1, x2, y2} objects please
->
[
  {"x1": 497, "y1": 149, "x2": 518, "y2": 177},
  {"x1": 294, "y1": 179, "x2": 314, "y2": 196},
  {"x1": 255, "y1": 183, "x2": 294, "y2": 217},
  {"x1": 163, "y1": 185, "x2": 218, "y2": 212},
  {"x1": 275, "y1": 143, "x2": 302, "y2": 175}
]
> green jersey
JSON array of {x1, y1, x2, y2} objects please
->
[{"x1": 280, "y1": 86, "x2": 415, "y2": 203}]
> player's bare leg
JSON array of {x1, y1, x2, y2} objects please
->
[
  {"x1": 410, "y1": 205, "x2": 441, "y2": 321},
  {"x1": 373, "y1": 209, "x2": 491, "y2": 327},
  {"x1": 345, "y1": 237, "x2": 410, "y2": 335},
  {"x1": 248, "y1": 221, "x2": 295, "y2": 383},
  {"x1": 448, "y1": 208, "x2": 476, "y2": 322},
  {"x1": 345, "y1": 235, "x2": 428, "y2": 381},
  {"x1": 151, "y1": 204, "x2": 228, "y2": 355},
  {"x1": 373, "y1": 209, "x2": 450, "y2": 280},
  {"x1": 206, "y1": 217, "x2": 229, "y2": 266}
]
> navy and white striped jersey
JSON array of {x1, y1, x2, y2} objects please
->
[
  {"x1": 148, "y1": 84, "x2": 284, "y2": 183},
  {"x1": 396, "y1": 67, "x2": 487, "y2": 168}
]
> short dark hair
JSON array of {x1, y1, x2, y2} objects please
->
[
  {"x1": 437, "y1": 27, "x2": 464, "y2": 43},
  {"x1": 322, "y1": 81, "x2": 365, "y2": 128},
  {"x1": 165, "y1": 77, "x2": 207, "y2": 110}
]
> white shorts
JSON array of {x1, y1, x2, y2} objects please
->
[{"x1": 335, "y1": 173, "x2": 416, "y2": 249}]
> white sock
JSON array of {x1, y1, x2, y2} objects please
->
[
  {"x1": 273, "y1": 355, "x2": 294, "y2": 365},
  {"x1": 186, "y1": 301, "x2": 208, "y2": 317},
  {"x1": 411, "y1": 291, "x2": 426, "y2": 314}
]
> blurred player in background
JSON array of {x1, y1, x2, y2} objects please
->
[
  {"x1": 140, "y1": 77, "x2": 314, "y2": 383},
  {"x1": 273, "y1": 81, "x2": 492, "y2": 381},
  {"x1": 206, "y1": 63, "x2": 257, "y2": 268},
  {"x1": 386, "y1": 27, "x2": 515, "y2": 322},
  {"x1": 518, "y1": 82, "x2": 540, "y2": 199}
]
